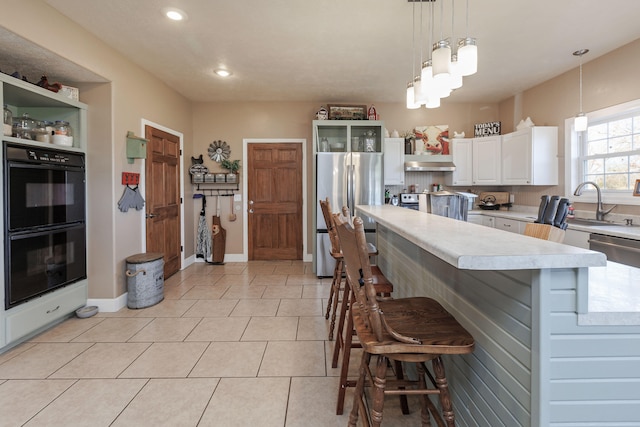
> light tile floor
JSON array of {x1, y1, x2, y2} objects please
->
[{"x1": 0, "y1": 261, "x2": 424, "y2": 426}]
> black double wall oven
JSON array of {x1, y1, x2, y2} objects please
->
[{"x1": 3, "y1": 143, "x2": 87, "y2": 309}]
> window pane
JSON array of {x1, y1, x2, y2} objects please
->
[
  {"x1": 605, "y1": 157, "x2": 628, "y2": 173},
  {"x1": 608, "y1": 136, "x2": 632, "y2": 153},
  {"x1": 587, "y1": 139, "x2": 607, "y2": 155},
  {"x1": 604, "y1": 173, "x2": 628, "y2": 190},
  {"x1": 587, "y1": 123, "x2": 608, "y2": 141},
  {"x1": 584, "y1": 175, "x2": 604, "y2": 187},
  {"x1": 631, "y1": 154, "x2": 640, "y2": 172},
  {"x1": 586, "y1": 158, "x2": 604, "y2": 174},
  {"x1": 609, "y1": 118, "x2": 632, "y2": 137},
  {"x1": 634, "y1": 134, "x2": 640, "y2": 151}
]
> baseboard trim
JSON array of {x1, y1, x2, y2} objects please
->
[{"x1": 87, "y1": 293, "x2": 128, "y2": 313}]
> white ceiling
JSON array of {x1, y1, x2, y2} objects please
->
[{"x1": 13, "y1": 1, "x2": 640, "y2": 105}]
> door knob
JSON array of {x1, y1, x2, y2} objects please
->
[
  {"x1": 146, "y1": 213, "x2": 156, "y2": 219},
  {"x1": 249, "y1": 200, "x2": 254, "y2": 205},
  {"x1": 248, "y1": 209, "x2": 254, "y2": 214}
]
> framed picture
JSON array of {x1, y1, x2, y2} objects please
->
[
  {"x1": 413, "y1": 125, "x2": 450, "y2": 155},
  {"x1": 634, "y1": 179, "x2": 640, "y2": 196},
  {"x1": 327, "y1": 104, "x2": 367, "y2": 120}
]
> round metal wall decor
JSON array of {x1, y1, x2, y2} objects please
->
[{"x1": 208, "y1": 140, "x2": 231, "y2": 162}]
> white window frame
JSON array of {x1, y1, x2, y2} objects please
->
[{"x1": 565, "y1": 98, "x2": 640, "y2": 206}]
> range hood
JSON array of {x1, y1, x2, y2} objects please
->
[{"x1": 404, "y1": 161, "x2": 456, "y2": 172}]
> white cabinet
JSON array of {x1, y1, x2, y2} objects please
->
[
  {"x1": 564, "y1": 228, "x2": 590, "y2": 249},
  {"x1": 445, "y1": 136, "x2": 500, "y2": 186},
  {"x1": 494, "y1": 217, "x2": 523, "y2": 234},
  {"x1": 501, "y1": 126, "x2": 558, "y2": 185},
  {"x1": 383, "y1": 137, "x2": 404, "y2": 185},
  {"x1": 472, "y1": 135, "x2": 501, "y2": 185},
  {"x1": 445, "y1": 138, "x2": 473, "y2": 186},
  {"x1": 467, "y1": 214, "x2": 495, "y2": 227}
]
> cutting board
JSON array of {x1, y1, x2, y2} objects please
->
[{"x1": 478, "y1": 192, "x2": 510, "y2": 206}]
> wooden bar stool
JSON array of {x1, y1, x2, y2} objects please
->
[
  {"x1": 335, "y1": 215, "x2": 475, "y2": 427},
  {"x1": 329, "y1": 212, "x2": 397, "y2": 416},
  {"x1": 319, "y1": 198, "x2": 381, "y2": 341}
]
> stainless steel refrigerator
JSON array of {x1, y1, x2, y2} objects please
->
[{"x1": 315, "y1": 152, "x2": 383, "y2": 276}]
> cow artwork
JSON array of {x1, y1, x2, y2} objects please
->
[{"x1": 413, "y1": 125, "x2": 449, "y2": 155}]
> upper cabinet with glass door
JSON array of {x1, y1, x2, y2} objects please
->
[
  {"x1": 313, "y1": 120, "x2": 384, "y2": 154},
  {"x1": 1, "y1": 73, "x2": 87, "y2": 152}
]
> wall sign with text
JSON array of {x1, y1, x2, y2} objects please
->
[{"x1": 474, "y1": 121, "x2": 501, "y2": 137}]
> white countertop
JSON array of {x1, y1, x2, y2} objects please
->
[
  {"x1": 469, "y1": 208, "x2": 640, "y2": 239},
  {"x1": 580, "y1": 261, "x2": 640, "y2": 325},
  {"x1": 359, "y1": 205, "x2": 639, "y2": 324},
  {"x1": 356, "y1": 205, "x2": 606, "y2": 270}
]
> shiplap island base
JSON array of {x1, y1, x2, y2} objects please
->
[{"x1": 356, "y1": 205, "x2": 640, "y2": 427}]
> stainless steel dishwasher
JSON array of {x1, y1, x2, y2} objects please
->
[{"x1": 589, "y1": 233, "x2": 640, "y2": 268}]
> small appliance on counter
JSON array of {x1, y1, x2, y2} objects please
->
[{"x1": 477, "y1": 192, "x2": 511, "y2": 210}]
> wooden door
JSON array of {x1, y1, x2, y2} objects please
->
[
  {"x1": 247, "y1": 143, "x2": 303, "y2": 260},
  {"x1": 145, "y1": 125, "x2": 181, "y2": 278}
]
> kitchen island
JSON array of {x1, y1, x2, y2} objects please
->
[{"x1": 356, "y1": 205, "x2": 640, "y2": 427}]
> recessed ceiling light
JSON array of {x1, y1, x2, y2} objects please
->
[
  {"x1": 214, "y1": 69, "x2": 232, "y2": 77},
  {"x1": 163, "y1": 7, "x2": 187, "y2": 21}
]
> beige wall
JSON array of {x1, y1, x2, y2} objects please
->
[
  {"x1": 191, "y1": 101, "x2": 502, "y2": 258},
  {"x1": 3, "y1": 1, "x2": 640, "y2": 295},
  {"x1": 501, "y1": 38, "x2": 640, "y2": 214},
  {"x1": 3, "y1": 1, "x2": 193, "y2": 299}
]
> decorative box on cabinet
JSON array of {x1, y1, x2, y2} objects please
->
[
  {"x1": 383, "y1": 137, "x2": 404, "y2": 185},
  {"x1": 501, "y1": 126, "x2": 558, "y2": 185}
]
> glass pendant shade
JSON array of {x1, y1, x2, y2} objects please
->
[
  {"x1": 420, "y1": 61, "x2": 438, "y2": 100},
  {"x1": 432, "y1": 40, "x2": 452, "y2": 79},
  {"x1": 424, "y1": 95, "x2": 441, "y2": 109},
  {"x1": 449, "y1": 55, "x2": 463, "y2": 90},
  {"x1": 457, "y1": 37, "x2": 477, "y2": 76},
  {"x1": 414, "y1": 77, "x2": 427, "y2": 105},
  {"x1": 434, "y1": 75, "x2": 452, "y2": 98},
  {"x1": 574, "y1": 113, "x2": 588, "y2": 132},
  {"x1": 406, "y1": 82, "x2": 420, "y2": 109}
]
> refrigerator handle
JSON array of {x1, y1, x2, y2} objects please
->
[
  {"x1": 347, "y1": 164, "x2": 355, "y2": 216},
  {"x1": 345, "y1": 163, "x2": 351, "y2": 214}
]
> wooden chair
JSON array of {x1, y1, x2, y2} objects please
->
[
  {"x1": 335, "y1": 215, "x2": 475, "y2": 427},
  {"x1": 319, "y1": 199, "x2": 395, "y2": 415},
  {"x1": 329, "y1": 212, "x2": 397, "y2": 416},
  {"x1": 319, "y1": 198, "x2": 381, "y2": 340}
]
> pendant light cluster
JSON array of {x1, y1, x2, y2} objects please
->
[
  {"x1": 573, "y1": 49, "x2": 589, "y2": 132},
  {"x1": 406, "y1": 0, "x2": 477, "y2": 109}
]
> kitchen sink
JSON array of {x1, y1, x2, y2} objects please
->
[{"x1": 567, "y1": 217, "x2": 639, "y2": 227}]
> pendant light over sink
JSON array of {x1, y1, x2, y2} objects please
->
[{"x1": 573, "y1": 49, "x2": 589, "y2": 132}]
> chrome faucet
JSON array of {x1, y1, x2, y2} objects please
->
[{"x1": 573, "y1": 181, "x2": 617, "y2": 221}]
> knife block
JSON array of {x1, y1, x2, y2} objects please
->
[{"x1": 523, "y1": 223, "x2": 565, "y2": 243}]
